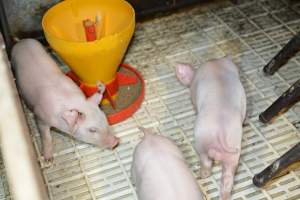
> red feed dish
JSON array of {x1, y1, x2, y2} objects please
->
[
  {"x1": 107, "y1": 64, "x2": 145, "y2": 124},
  {"x1": 65, "y1": 64, "x2": 145, "y2": 125}
]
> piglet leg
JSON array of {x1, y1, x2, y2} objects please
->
[
  {"x1": 37, "y1": 119, "x2": 53, "y2": 162},
  {"x1": 220, "y1": 158, "x2": 239, "y2": 200},
  {"x1": 199, "y1": 153, "x2": 213, "y2": 179}
]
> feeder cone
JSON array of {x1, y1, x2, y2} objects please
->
[
  {"x1": 42, "y1": 0, "x2": 145, "y2": 125},
  {"x1": 42, "y1": 0, "x2": 135, "y2": 94}
]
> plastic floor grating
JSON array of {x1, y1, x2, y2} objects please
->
[
  {"x1": 2, "y1": 0, "x2": 300, "y2": 199},
  {"x1": 0, "y1": 149, "x2": 10, "y2": 200}
]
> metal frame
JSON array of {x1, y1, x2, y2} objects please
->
[{"x1": 256, "y1": 33, "x2": 300, "y2": 187}]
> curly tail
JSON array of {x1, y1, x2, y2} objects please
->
[
  {"x1": 217, "y1": 132, "x2": 239, "y2": 154},
  {"x1": 137, "y1": 126, "x2": 153, "y2": 138}
]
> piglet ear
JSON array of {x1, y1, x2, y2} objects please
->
[
  {"x1": 225, "y1": 54, "x2": 233, "y2": 60},
  {"x1": 87, "y1": 92, "x2": 103, "y2": 105},
  {"x1": 175, "y1": 63, "x2": 195, "y2": 86},
  {"x1": 62, "y1": 109, "x2": 80, "y2": 133}
]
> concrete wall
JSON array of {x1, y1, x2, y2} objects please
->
[
  {"x1": 2, "y1": 0, "x2": 202, "y2": 38},
  {"x1": 3, "y1": 0, "x2": 59, "y2": 37}
]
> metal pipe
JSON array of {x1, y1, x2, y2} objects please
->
[
  {"x1": 253, "y1": 142, "x2": 300, "y2": 187},
  {"x1": 0, "y1": 34, "x2": 49, "y2": 200},
  {"x1": 263, "y1": 32, "x2": 300, "y2": 76},
  {"x1": 259, "y1": 79, "x2": 300, "y2": 123}
]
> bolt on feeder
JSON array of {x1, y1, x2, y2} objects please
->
[{"x1": 42, "y1": 0, "x2": 145, "y2": 124}]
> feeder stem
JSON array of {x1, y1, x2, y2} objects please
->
[{"x1": 83, "y1": 19, "x2": 97, "y2": 41}]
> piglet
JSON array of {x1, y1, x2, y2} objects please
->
[
  {"x1": 175, "y1": 57, "x2": 246, "y2": 200},
  {"x1": 131, "y1": 127, "x2": 204, "y2": 200},
  {"x1": 11, "y1": 39, "x2": 119, "y2": 161}
]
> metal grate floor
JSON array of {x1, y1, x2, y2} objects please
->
[{"x1": 2, "y1": 0, "x2": 300, "y2": 199}]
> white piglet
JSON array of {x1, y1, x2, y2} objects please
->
[
  {"x1": 11, "y1": 39, "x2": 119, "y2": 161},
  {"x1": 131, "y1": 127, "x2": 204, "y2": 200},
  {"x1": 175, "y1": 57, "x2": 246, "y2": 200}
]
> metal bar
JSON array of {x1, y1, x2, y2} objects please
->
[
  {"x1": 253, "y1": 142, "x2": 300, "y2": 187},
  {"x1": 0, "y1": 34, "x2": 49, "y2": 200},
  {"x1": 263, "y1": 32, "x2": 300, "y2": 76},
  {"x1": 259, "y1": 79, "x2": 300, "y2": 123}
]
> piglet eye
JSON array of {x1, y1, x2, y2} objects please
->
[{"x1": 89, "y1": 128, "x2": 97, "y2": 133}]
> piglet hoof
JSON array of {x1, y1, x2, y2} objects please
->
[
  {"x1": 43, "y1": 155, "x2": 54, "y2": 164},
  {"x1": 199, "y1": 168, "x2": 212, "y2": 179},
  {"x1": 130, "y1": 175, "x2": 136, "y2": 186},
  {"x1": 43, "y1": 151, "x2": 54, "y2": 164},
  {"x1": 96, "y1": 81, "x2": 106, "y2": 94},
  {"x1": 46, "y1": 158, "x2": 54, "y2": 164},
  {"x1": 220, "y1": 191, "x2": 230, "y2": 200}
]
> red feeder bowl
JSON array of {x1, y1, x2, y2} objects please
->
[{"x1": 66, "y1": 64, "x2": 145, "y2": 125}]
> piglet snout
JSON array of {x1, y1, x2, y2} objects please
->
[{"x1": 105, "y1": 135, "x2": 119, "y2": 149}]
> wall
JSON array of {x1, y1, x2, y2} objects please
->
[{"x1": 2, "y1": 0, "x2": 202, "y2": 38}]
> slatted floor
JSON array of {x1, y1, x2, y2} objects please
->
[{"x1": 2, "y1": 0, "x2": 300, "y2": 199}]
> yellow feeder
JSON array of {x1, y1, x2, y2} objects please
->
[
  {"x1": 42, "y1": 0, "x2": 145, "y2": 124},
  {"x1": 42, "y1": 0, "x2": 135, "y2": 85}
]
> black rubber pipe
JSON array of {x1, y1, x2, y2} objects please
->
[
  {"x1": 259, "y1": 79, "x2": 300, "y2": 123},
  {"x1": 263, "y1": 32, "x2": 300, "y2": 76},
  {"x1": 253, "y1": 142, "x2": 300, "y2": 187}
]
